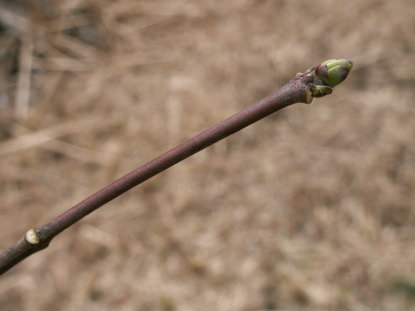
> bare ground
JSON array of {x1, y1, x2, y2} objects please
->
[{"x1": 0, "y1": 0, "x2": 414, "y2": 310}]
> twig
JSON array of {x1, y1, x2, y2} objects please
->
[
  {"x1": 9, "y1": 124, "x2": 117, "y2": 166},
  {"x1": 0, "y1": 7, "x2": 31, "y2": 32},
  {"x1": 15, "y1": 32, "x2": 34, "y2": 118},
  {"x1": 0, "y1": 119, "x2": 98, "y2": 157},
  {"x1": 0, "y1": 59, "x2": 353, "y2": 275}
]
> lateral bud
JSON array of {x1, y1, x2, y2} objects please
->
[
  {"x1": 25, "y1": 229, "x2": 40, "y2": 244},
  {"x1": 310, "y1": 85, "x2": 333, "y2": 98}
]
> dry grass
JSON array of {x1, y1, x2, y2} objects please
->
[{"x1": 0, "y1": 0, "x2": 414, "y2": 310}]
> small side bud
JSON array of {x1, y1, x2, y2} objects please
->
[
  {"x1": 25, "y1": 229, "x2": 40, "y2": 244},
  {"x1": 315, "y1": 59, "x2": 353, "y2": 87},
  {"x1": 310, "y1": 85, "x2": 333, "y2": 98}
]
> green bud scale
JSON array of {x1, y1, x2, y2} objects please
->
[{"x1": 315, "y1": 59, "x2": 353, "y2": 87}]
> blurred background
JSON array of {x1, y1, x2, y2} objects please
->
[{"x1": 0, "y1": 0, "x2": 414, "y2": 310}]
